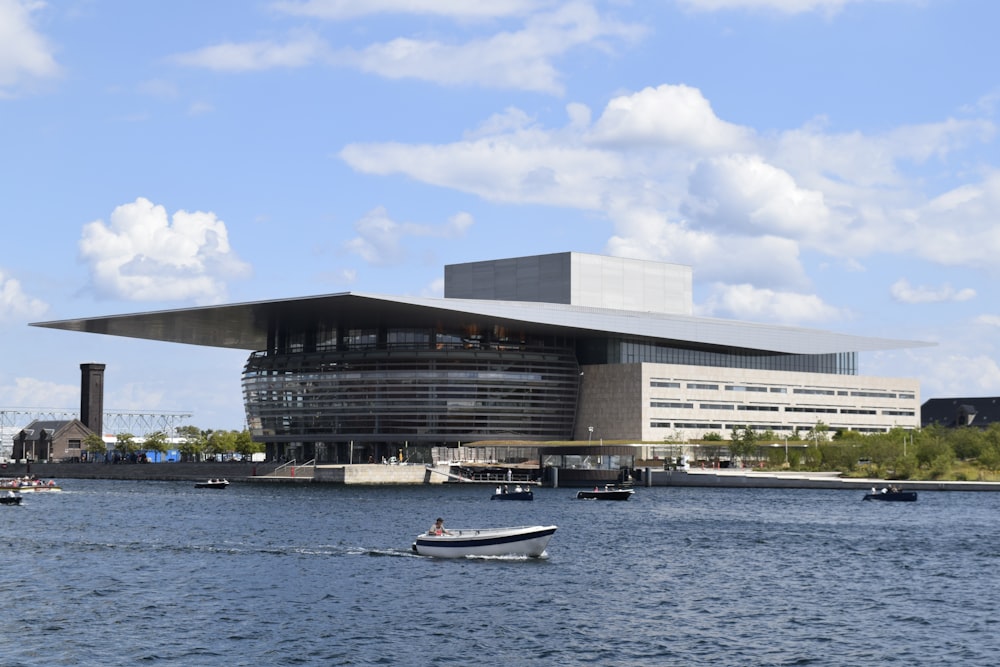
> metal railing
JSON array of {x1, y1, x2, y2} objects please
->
[{"x1": 267, "y1": 459, "x2": 316, "y2": 478}]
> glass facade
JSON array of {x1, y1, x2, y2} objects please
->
[
  {"x1": 578, "y1": 337, "x2": 857, "y2": 374},
  {"x1": 243, "y1": 343, "x2": 580, "y2": 446},
  {"x1": 242, "y1": 318, "x2": 870, "y2": 455}
]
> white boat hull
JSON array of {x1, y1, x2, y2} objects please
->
[
  {"x1": 1, "y1": 485, "x2": 61, "y2": 493},
  {"x1": 412, "y1": 525, "x2": 556, "y2": 558}
]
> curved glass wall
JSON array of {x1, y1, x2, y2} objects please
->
[{"x1": 243, "y1": 346, "x2": 580, "y2": 444}]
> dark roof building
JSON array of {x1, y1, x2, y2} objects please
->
[
  {"x1": 921, "y1": 397, "x2": 1000, "y2": 429},
  {"x1": 12, "y1": 419, "x2": 94, "y2": 462},
  {"x1": 33, "y1": 252, "x2": 932, "y2": 464}
]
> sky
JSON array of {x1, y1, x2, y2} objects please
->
[{"x1": 2, "y1": 0, "x2": 999, "y2": 432}]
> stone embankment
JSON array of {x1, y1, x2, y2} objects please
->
[
  {"x1": 8, "y1": 462, "x2": 1000, "y2": 491},
  {"x1": 647, "y1": 468, "x2": 1000, "y2": 492},
  {"x1": 2, "y1": 461, "x2": 276, "y2": 482}
]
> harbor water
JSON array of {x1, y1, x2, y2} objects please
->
[{"x1": 3, "y1": 479, "x2": 999, "y2": 665}]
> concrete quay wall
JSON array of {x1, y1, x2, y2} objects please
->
[
  {"x1": 1, "y1": 461, "x2": 277, "y2": 481},
  {"x1": 313, "y1": 463, "x2": 449, "y2": 484},
  {"x1": 10, "y1": 461, "x2": 1000, "y2": 491},
  {"x1": 648, "y1": 469, "x2": 1000, "y2": 492}
]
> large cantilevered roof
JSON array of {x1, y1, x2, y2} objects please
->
[{"x1": 30, "y1": 291, "x2": 933, "y2": 356}]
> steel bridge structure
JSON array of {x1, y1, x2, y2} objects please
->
[{"x1": 0, "y1": 407, "x2": 193, "y2": 441}]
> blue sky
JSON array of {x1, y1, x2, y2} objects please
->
[{"x1": 2, "y1": 0, "x2": 999, "y2": 432}]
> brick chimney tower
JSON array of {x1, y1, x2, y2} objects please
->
[{"x1": 80, "y1": 363, "x2": 106, "y2": 437}]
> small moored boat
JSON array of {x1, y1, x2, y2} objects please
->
[
  {"x1": 194, "y1": 479, "x2": 230, "y2": 489},
  {"x1": 491, "y1": 485, "x2": 533, "y2": 501},
  {"x1": 412, "y1": 525, "x2": 557, "y2": 558},
  {"x1": 577, "y1": 485, "x2": 634, "y2": 501},
  {"x1": 863, "y1": 488, "x2": 917, "y2": 502}
]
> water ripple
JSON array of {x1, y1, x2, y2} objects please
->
[{"x1": 5, "y1": 482, "x2": 1000, "y2": 665}]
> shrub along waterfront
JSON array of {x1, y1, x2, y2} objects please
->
[
  {"x1": 709, "y1": 422, "x2": 1000, "y2": 482},
  {"x1": 82, "y1": 426, "x2": 263, "y2": 463}
]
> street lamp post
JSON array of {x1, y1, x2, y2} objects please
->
[{"x1": 588, "y1": 426, "x2": 594, "y2": 444}]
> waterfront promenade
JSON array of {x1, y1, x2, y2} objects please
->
[
  {"x1": 7, "y1": 463, "x2": 1000, "y2": 491},
  {"x1": 646, "y1": 467, "x2": 1000, "y2": 492},
  {"x1": 1, "y1": 461, "x2": 273, "y2": 482},
  {"x1": 6, "y1": 460, "x2": 1000, "y2": 491}
]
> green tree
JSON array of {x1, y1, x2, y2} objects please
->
[
  {"x1": 143, "y1": 431, "x2": 169, "y2": 461},
  {"x1": 233, "y1": 429, "x2": 262, "y2": 460},
  {"x1": 728, "y1": 427, "x2": 757, "y2": 467},
  {"x1": 818, "y1": 442, "x2": 857, "y2": 472},
  {"x1": 950, "y1": 427, "x2": 985, "y2": 460},
  {"x1": 115, "y1": 433, "x2": 139, "y2": 459},
  {"x1": 176, "y1": 425, "x2": 208, "y2": 461},
  {"x1": 84, "y1": 432, "x2": 107, "y2": 462},
  {"x1": 914, "y1": 430, "x2": 953, "y2": 469},
  {"x1": 978, "y1": 441, "x2": 1000, "y2": 474},
  {"x1": 207, "y1": 430, "x2": 237, "y2": 461}
]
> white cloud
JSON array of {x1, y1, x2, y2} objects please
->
[
  {"x1": 0, "y1": 0, "x2": 61, "y2": 96},
  {"x1": 683, "y1": 153, "x2": 832, "y2": 239},
  {"x1": 109, "y1": 381, "x2": 165, "y2": 413},
  {"x1": 772, "y1": 117, "x2": 993, "y2": 192},
  {"x1": 916, "y1": 351, "x2": 1000, "y2": 397},
  {"x1": 175, "y1": 3, "x2": 643, "y2": 94},
  {"x1": 187, "y1": 101, "x2": 214, "y2": 116},
  {"x1": 902, "y1": 171, "x2": 1000, "y2": 270},
  {"x1": 605, "y1": 206, "x2": 810, "y2": 289},
  {"x1": 136, "y1": 78, "x2": 178, "y2": 100},
  {"x1": 341, "y1": 136, "x2": 622, "y2": 209},
  {"x1": 171, "y1": 31, "x2": 329, "y2": 72},
  {"x1": 0, "y1": 269, "x2": 48, "y2": 322},
  {"x1": 675, "y1": 0, "x2": 899, "y2": 15},
  {"x1": 589, "y1": 84, "x2": 753, "y2": 153},
  {"x1": 343, "y1": 206, "x2": 474, "y2": 266},
  {"x1": 974, "y1": 314, "x2": 1000, "y2": 328},
  {"x1": 271, "y1": 0, "x2": 543, "y2": 20},
  {"x1": 422, "y1": 277, "x2": 445, "y2": 297},
  {"x1": 696, "y1": 282, "x2": 849, "y2": 324},
  {"x1": 316, "y1": 267, "x2": 358, "y2": 286},
  {"x1": 334, "y1": 3, "x2": 642, "y2": 94},
  {"x1": 0, "y1": 376, "x2": 77, "y2": 408},
  {"x1": 890, "y1": 278, "x2": 976, "y2": 304},
  {"x1": 78, "y1": 197, "x2": 251, "y2": 304},
  {"x1": 341, "y1": 81, "x2": 1000, "y2": 316}
]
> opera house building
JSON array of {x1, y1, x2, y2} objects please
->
[{"x1": 33, "y1": 252, "x2": 928, "y2": 466}]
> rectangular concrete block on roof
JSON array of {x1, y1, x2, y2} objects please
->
[{"x1": 444, "y1": 251, "x2": 692, "y2": 316}]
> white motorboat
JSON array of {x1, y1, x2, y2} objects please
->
[
  {"x1": 412, "y1": 525, "x2": 557, "y2": 558},
  {"x1": 194, "y1": 479, "x2": 230, "y2": 489}
]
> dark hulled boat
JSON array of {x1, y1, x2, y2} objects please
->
[
  {"x1": 491, "y1": 485, "x2": 533, "y2": 501},
  {"x1": 577, "y1": 486, "x2": 634, "y2": 501},
  {"x1": 863, "y1": 489, "x2": 917, "y2": 502}
]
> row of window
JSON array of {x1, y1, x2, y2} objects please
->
[
  {"x1": 650, "y1": 379, "x2": 914, "y2": 400},
  {"x1": 614, "y1": 341, "x2": 857, "y2": 375},
  {"x1": 651, "y1": 421, "x2": 891, "y2": 434},
  {"x1": 651, "y1": 401, "x2": 913, "y2": 417},
  {"x1": 244, "y1": 348, "x2": 581, "y2": 441}
]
